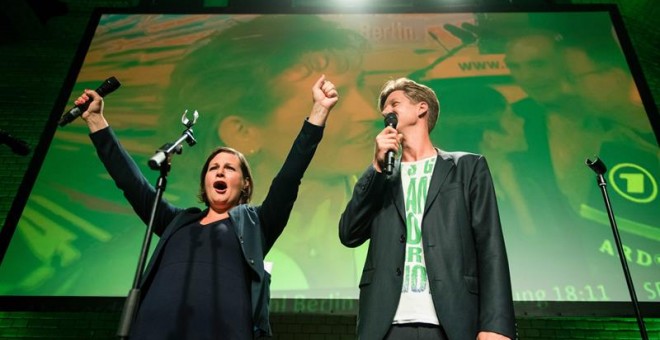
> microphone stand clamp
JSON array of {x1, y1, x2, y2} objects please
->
[{"x1": 148, "y1": 110, "x2": 199, "y2": 171}]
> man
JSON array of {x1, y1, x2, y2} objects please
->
[
  {"x1": 502, "y1": 27, "x2": 658, "y2": 293},
  {"x1": 500, "y1": 30, "x2": 591, "y2": 284},
  {"x1": 339, "y1": 78, "x2": 515, "y2": 340}
]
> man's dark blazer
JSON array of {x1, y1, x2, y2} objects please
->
[
  {"x1": 91, "y1": 121, "x2": 323, "y2": 337},
  {"x1": 339, "y1": 149, "x2": 516, "y2": 340}
]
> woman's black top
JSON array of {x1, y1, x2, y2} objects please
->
[{"x1": 131, "y1": 218, "x2": 252, "y2": 340}]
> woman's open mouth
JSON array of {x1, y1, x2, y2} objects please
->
[{"x1": 213, "y1": 180, "x2": 227, "y2": 193}]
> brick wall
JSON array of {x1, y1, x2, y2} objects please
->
[{"x1": 0, "y1": 309, "x2": 659, "y2": 339}]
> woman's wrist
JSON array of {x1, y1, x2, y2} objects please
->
[
  {"x1": 86, "y1": 115, "x2": 109, "y2": 133},
  {"x1": 307, "y1": 103, "x2": 329, "y2": 126}
]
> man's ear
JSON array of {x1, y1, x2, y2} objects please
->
[
  {"x1": 417, "y1": 101, "x2": 429, "y2": 118},
  {"x1": 218, "y1": 116, "x2": 262, "y2": 154}
]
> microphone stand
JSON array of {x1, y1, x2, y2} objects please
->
[
  {"x1": 117, "y1": 111, "x2": 198, "y2": 339},
  {"x1": 585, "y1": 156, "x2": 648, "y2": 340},
  {"x1": 0, "y1": 128, "x2": 31, "y2": 156}
]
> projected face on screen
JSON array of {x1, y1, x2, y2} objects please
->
[
  {"x1": 505, "y1": 33, "x2": 570, "y2": 106},
  {"x1": 0, "y1": 11, "x2": 658, "y2": 303}
]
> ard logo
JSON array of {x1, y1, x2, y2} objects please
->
[{"x1": 609, "y1": 163, "x2": 658, "y2": 204}]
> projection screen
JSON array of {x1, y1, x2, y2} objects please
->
[{"x1": 0, "y1": 8, "x2": 658, "y2": 306}]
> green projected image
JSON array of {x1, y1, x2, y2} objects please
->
[{"x1": 0, "y1": 11, "x2": 658, "y2": 302}]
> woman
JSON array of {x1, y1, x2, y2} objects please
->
[{"x1": 75, "y1": 74, "x2": 338, "y2": 339}]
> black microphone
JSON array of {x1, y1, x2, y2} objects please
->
[
  {"x1": 0, "y1": 129, "x2": 30, "y2": 156},
  {"x1": 58, "y1": 77, "x2": 121, "y2": 127},
  {"x1": 586, "y1": 156, "x2": 607, "y2": 175},
  {"x1": 383, "y1": 112, "x2": 398, "y2": 175}
]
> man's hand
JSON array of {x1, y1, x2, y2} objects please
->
[
  {"x1": 372, "y1": 125, "x2": 401, "y2": 173},
  {"x1": 477, "y1": 331, "x2": 511, "y2": 340}
]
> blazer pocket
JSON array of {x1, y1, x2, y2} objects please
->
[
  {"x1": 463, "y1": 275, "x2": 479, "y2": 294},
  {"x1": 440, "y1": 182, "x2": 463, "y2": 193},
  {"x1": 359, "y1": 269, "x2": 375, "y2": 288}
]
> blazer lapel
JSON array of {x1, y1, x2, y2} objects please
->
[
  {"x1": 390, "y1": 161, "x2": 406, "y2": 226},
  {"x1": 424, "y1": 151, "x2": 454, "y2": 214}
]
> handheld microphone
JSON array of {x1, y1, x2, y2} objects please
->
[
  {"x1": 383, "y1": 112, "x2": 398, "y2": 175},
  {"x1": 58, "y1": 77, "x2": 121, "y2": 127}
]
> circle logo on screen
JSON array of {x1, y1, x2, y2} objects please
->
[{"x1": 608, "y1": 163, "x2": 657, "y2": 203}]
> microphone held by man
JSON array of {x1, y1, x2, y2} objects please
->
[{"x1": 383, "y1": 112, "x2": 398, "y2": 175}]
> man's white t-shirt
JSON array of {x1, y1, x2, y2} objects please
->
[{"x1": 392, "y1": 155, "x2": 440, "y2": 325}]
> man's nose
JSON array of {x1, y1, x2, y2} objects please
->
[{"x1": 380, "y1": 104, "x2": 391, "y2": 115}]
